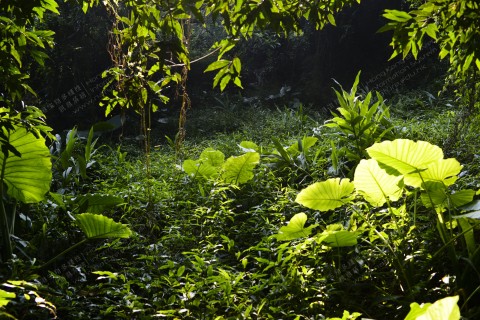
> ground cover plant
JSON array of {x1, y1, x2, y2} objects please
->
[{"x1": 2, "y1": 77, "x2": 480, "y2": 319}]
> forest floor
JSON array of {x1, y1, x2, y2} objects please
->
[{"x1": 3, "y1": 89, "x2": 480, "y2": 319}]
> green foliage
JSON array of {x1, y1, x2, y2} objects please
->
[
  {"x1": 0, "y1": 124, "x2": 52, "y2": 262},
  {"x1": 380, "y1": 2, "x2": 480, "y2": 79},
  {"x1": 5, "y1": 0, "x2": 480, "y2": 318},
  {"x1": 275, "y1": 212, "x2": 318, "y2": 241},
  {"x1": 0, "y1": 280, "x2": 57, "y2": 319},
  {"x1": 0, "y1": 126, "x2": 52, "y2": 203},
  {"x1": 405, "y1": 295, "x2": 460, "y2": 320},
  {"x1": 322, "y1": 72, "x2": 394, "y2": 174},
  {"x1": 295, "y1": 138, "x2": 480, "y2": 312},
  {"x1": 0, "y1": 0, "x2": 57, "y2": 102},
  {"x1": 52, "y1": 126, "x2": 102, "y2": 193},
  {"x1": 75, "y1": 213, "x2": 132, "y2": 239},
  {"x1": 183, "y1": 147, "x2": 260, "y2": 185},
  {"x1": 380, "y1": 1, "x2": 480, "y2": 148},
  {"x1": 354, "y1": 159, "x2": 403, "y2": 207},
  {"x1": 221, "y1": 152, "x2": 260, "y2": 184},
  {"x1": 296, "y1": 178, "x2": 355, "y2": 211}
]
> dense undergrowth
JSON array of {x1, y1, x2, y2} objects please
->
[{"x1": 2, "y1": 86, "x2": 480, "y2": 319}]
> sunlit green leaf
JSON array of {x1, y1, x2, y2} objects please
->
[
  {"x1": 199, "y1": 148, "x2": 225, "y2": 167},
  {"x1": 404, "y1": 295, "x2": 460, "y2": 320},
  {"x1": 204, "y1": 60, "x2": 230, "y2": 72},
  {"x1": 0, "y1": 289, "x2": 15, "y2": 307},
  {"x1": 75, "y1": 213, "x2": 132, "y2": 239},
  {"x1": 383, "y1": 10, "x2": 413, "y2": 22},
  {"x1": 296, "y1": 178, "x2": 355, "y2": 211},
  {"x1": 367, "y1": 139, "x2": 443, "y2": 187},
  {"x1": 183, "y1": 159, "x2": 218, "y2": 179},
  {"x1": 232, "y1": 57, "x2": 241, "y2": 73},
  {"x1": 0, "y1": 126, "x2": 52, "y2": 203},
  {"x1": 239, "y1": 141, "x2": 259, "y2": 153},
  {"x1": 317, "y1": 229, "x2": 358, "y2": 247},
  {"x1": 221, "y1": 152, "x2": 260, "y2": 184},
  {"x1": 354, "y1": 159, "x2": 403, "y2": 207},
  {"x1": 420, "y1": 158, "x2": 462, "y2": 187},
  {"x1": 275, "y1": 212, "x2": 318, "y2": 241}
]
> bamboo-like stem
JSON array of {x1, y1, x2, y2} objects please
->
[
  {"x1": 39, "y1": 239, "x2": 88, "y2": 270},
  {"x1": 0, "y1": 148, "x2": 12, "y2": 261}
]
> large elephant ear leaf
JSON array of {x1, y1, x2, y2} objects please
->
[
  {"x1": 366, "y1": 139, "x2": 443, "y2": 187},
  {"x1": 354, "y1": 159, "x2": 403, "y2": 207},
  {"x1": 221, "y1": 152, "x2": 260, "y2": 184},
  {"x1": 0, "y1": 126, "x2": 52, "y2": 203},
  {"x1": 296, "y1": 178, "x2": 354, "y2": 211},
  {"x1": 75, "y1": 213, "x2": 132, "y2": 239}
]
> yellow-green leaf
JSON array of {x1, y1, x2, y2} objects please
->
[
  {"x1": 0, "y1": 126, "x2": 52, "y2": 203},
  {"x1": 354, "y1": 159, "x2": 403, "y2": 207},
  {"x1": 75, "y1": 213, "x2": 132, "y2": 239},
  {"x1": 367, "y1": 139, "x2": 443, "y2": 188},
  {"x1": 275, "y1": 212, "x2": 318, "y2": 241},
  {"x1": 296, "y1": 178, "x2": 354, "y2": 211}
]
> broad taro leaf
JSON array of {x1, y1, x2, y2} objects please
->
[
  {"x1": 318, "y1": 230, "x2": 358, "y2": 247},
  {"x1": 199, "y1": 148, "x2": 225, "y2": 167},
  {"x1": 296, "y1": 178, "x2": 354, "y2": 211},
  {"x1": 275, "y1": 212, "x2": 318, "y2": 241},
  {"x1": 354, "y1": 159, "x2": 403, "y2": 207},
  {"x1": 0, "y1": 126, "x2": 51, "y2": 203},
  {"x1": 75, "y1": 213, "x2": 132, "y2": 239},
  {"x1": 221, "y1": 152, "x2": 260, "y2": 184},
  {"x1": 367, "y1": 139, "x2": 443, "y2": 188},
  {"x1": 183, "y1": 159, "x2": 218, "y2": 179},
  {"x1": 75, "y1": 194, "x2": 125, "y2": 214},
  {"x1": 404, "y1": 295, "x2": 460, "y2": 320}
]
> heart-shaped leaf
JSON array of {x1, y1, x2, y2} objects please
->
[
  {"x1": 183, "y1": 159, "x2": 218, "y2": 179},
  {"x1": 317, "y1": 230, "x2": 358, "y2": 247},
  {"x1": 367, "y1": 139, "x2": 443, "y2": 187},
  {"x1": 354, "y1": 159, "x2": 403, "y2": 207},
  {"x1": 0, "y1": 126, "x2": 52, "y2": 203},
  {"x1": 296, "y1": 178, "x2": 354, "y2": 211},
  {"x1": 420, "y1": 158, "x2": 462, "y2": 187},
  {"x1": 221, "y1": 152, "x2": 260, "y2": 184},
  {"x1": 75, "y1": 213, "x2": 132, "y2": 239},
  {"x1": 275, "y1": 212, "x2": 318, "y2": 241},
  {"x1": 199, "y1": 148, "x2": 225, "y2": 167}
]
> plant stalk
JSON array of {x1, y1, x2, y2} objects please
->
[
  {"x1": 0, "y1": 150, "x2": 12, "y2": 261},
  {"x1": 39, "y1": 238, "x2": 88, "y2": 270}
]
